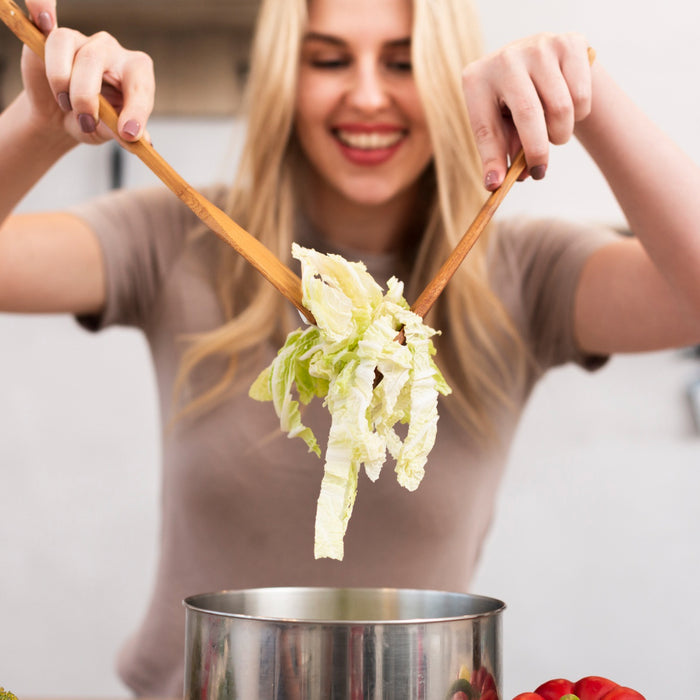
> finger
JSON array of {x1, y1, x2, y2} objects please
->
[
  {"x1": 462, "y1": 67, "x2": 510, "y2": 191},
  {"x1": 533, "y1": 34, "x2": 592, "y2": 144},
  {"x1": 26, "y1": 0, "x2": 56, "y2": 34},
  {"x1": 45, "y1": 29, "x2": 155, "y2": 142},
  {"x1": 68, "y1": 32, "x2": 125, "y2": 133},
  {"x1": 531, "y1": 61, "x2": 575, "y2": 147},
  {"x1": 113, "y1": 50, "x2": 155, "y2": 141},
  {"x1": 499, "y1": 65, "x2": 549, "y2": 180},
  {"x1": 559, "y1": 38, "x2": 593, "y2": 122},
  {"x1": 43, "y1": 28, "x2": 86, "y2": 114}
]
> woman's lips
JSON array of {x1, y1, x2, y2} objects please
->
[{"x1": 332, "y1": 126, "x2": 406, "y2": 165}]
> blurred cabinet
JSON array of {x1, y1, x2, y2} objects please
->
[{"x1": 0, "y1": 0, "x2": 260, "y2": 115}]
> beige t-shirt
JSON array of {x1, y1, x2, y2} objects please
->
[{"x1": 72, "y1": 185, "x2": 614, "y2": 696}]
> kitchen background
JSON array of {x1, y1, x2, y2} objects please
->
[{"x1": 1, "y1": 0, "x2": 699, "y2": 697}]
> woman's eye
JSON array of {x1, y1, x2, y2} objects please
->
[
  {"x1": 384, "y1": 53, "x2": 412, "y2": 73},
  {"x1": 310, "y1": 57, "x2": 350, "y2": 69},
  {"x1": 387, "y1": 60, "x2": 412, "y2": 72}
]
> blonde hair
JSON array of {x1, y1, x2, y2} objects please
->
[{"x1": 176, "y1": 0, "x2": 529, "y2": 442}]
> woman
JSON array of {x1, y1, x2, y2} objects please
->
[{"x1": 1, "y1": 0, "x2": 699, "y2": 694}]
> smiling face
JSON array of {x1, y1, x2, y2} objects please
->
[{"x1": 294, "y1": 0, "x2": 433, "y2": 215}]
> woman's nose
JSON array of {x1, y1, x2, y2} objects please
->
[{"x1": 346, "y1": 60, "x2": 390, "y2": 112}]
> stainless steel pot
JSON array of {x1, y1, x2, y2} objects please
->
[{"x1": 183, "y1": 586, "x2": 505, "y2": 699}]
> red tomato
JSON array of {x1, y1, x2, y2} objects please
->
[
  {"x1": 534, "y1": 678, "x2": 575, "y2": 700},
  {"x1": 573, "y1": 676, "x2": 619, "y2": 700},
  {"x1": 512, "y1": 694, "x2": 544, "y2": 700},
  {"x1": 600, "y1": 688, "x2": 645, "y2": 700}
]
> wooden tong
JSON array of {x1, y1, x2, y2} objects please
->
[
  {"x1": 0, "y1": 0, "x2": 313, "y2": 323},
  {"x1": 0, "y1": 0, "x2": 595, "y2": 330}
]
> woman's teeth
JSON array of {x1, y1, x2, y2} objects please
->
[{"x1": 335, "y1": 129, "x2": 404, "y2": 150}]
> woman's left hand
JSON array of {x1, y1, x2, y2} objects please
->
[
  {"x1": 464, "y1": 33, "x2": 700, "y2": 355},
  {"x1": 461, "y1": 32, "x2": 593, "y2": 191}
]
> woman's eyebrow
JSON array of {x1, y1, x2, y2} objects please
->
[
  {"x1": 385, "y1": 38, "x2": 411, "y2": 49},
  {"x1": 302, "y1": 32, "x2": 346, "y2": 46},
  {"x1": 302, "y1": 33, "x2": 411, "y2": 49}
]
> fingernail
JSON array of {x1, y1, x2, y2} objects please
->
[
  {"x1": 78, "y1": 113, "x2": 97, "y2": 133},
  {"x1": 57, "y1": 92, "x2": 72, "y2": 112},
  {"x1": 37, "y1": 11, "x2": 54, "y2": 33},
  {"x1": 484, "y1": 170, "x2": 499, "y2": 190},
  {"x1": 122, "y1": 119, "x2": 141, "y2": 139},
  {"x1": 530, "y1": 165, "x2": 547, "y2": 181}
]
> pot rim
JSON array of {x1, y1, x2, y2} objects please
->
[{"x1": 183, "y1": 585, "x2": 506, "y2": 626}]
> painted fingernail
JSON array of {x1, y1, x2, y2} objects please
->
[
  {"x1": 37, "y1": 11, "x2": 54, "y2": 33},
  {"x1": 78, "y1": 113, "x2": 97, "y2": 133},
  {"x1": 484, "y1": 170, "x2": 499, "y2": 190},
  {"x1": 122, "y1": 119, "x2": 141, "y2": 139},
  {"x1": 57, "y1": 92, "x2": 72, "y2": 112},
  {"x1": 530, "y1": 165, "x2": 547, "y2": 181}
]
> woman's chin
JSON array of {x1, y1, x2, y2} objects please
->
[{"x1": 334, "y1": 181, "x2": 405, "y2": 209}]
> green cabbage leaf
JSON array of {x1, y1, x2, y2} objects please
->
[{"x1": 249, "y1": 244, "x2": 451, "y2": 560}]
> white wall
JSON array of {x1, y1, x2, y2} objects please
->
[{"x1": 1, "y1": 1, "x2": 699, "y2": 697}]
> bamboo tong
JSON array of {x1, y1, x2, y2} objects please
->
[
  {"x1": 0, "y1": 0, "x2": 591, "y2": 326},
  {"x1": 0, "y1": 0, "x2": 313, "y2": 322}
]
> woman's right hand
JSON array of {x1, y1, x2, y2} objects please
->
[{"x1": 21, "y1": 0, "x2": 155, "y2": 145}]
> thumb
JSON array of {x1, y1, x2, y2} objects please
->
[{"x1": 25, "y1": 0, "x2": 57, "y2": 34}]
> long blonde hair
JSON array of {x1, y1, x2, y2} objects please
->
[{"x1": 176, "y1": 0, "x2": 529, "y2": 441}]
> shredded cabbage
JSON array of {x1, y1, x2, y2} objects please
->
[{"x1": 249, "y1": 244, "x2": 451, "y2": 560}]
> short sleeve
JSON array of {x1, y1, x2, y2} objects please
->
[
  {"x1": 489, "y1": 217, "x2": 621, "y2": 372},
  {"x1": 68, "y1": 186, "x2": 210, "y2": 331}
]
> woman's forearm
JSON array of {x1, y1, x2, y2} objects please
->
[
  {"x1": 0, "y1": 91, "x2": 77, "y2": 224},
  {"x1": 576, "y1": 64, "x2": 700, "y2": 311}
]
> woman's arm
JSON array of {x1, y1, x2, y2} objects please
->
[
  {"x1": 462, "y1": 34, "x2": 700, "y2": 354},
  {"x1": 0, "y1": 0, "x2": 155, "y2": 314},
  {"x1": 0, "y1": 86, "x2": 106, "y2": 316},
  {"x1": 572, "y1": 65, "x2": 700, "y2": 353}
]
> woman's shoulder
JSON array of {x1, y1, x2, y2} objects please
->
[
  {"x1": 69, "y1": 181, "x2": 230, "y2": 233},
  {"x1": 70, "y1": 182, "x2": 232, "y2": 331},
  {"x1": 488, "y1": 215, "x2": 620, "y2": 370},
  {"x1": 489, "y1": 215, "x2": 620, "y2": 274}
]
